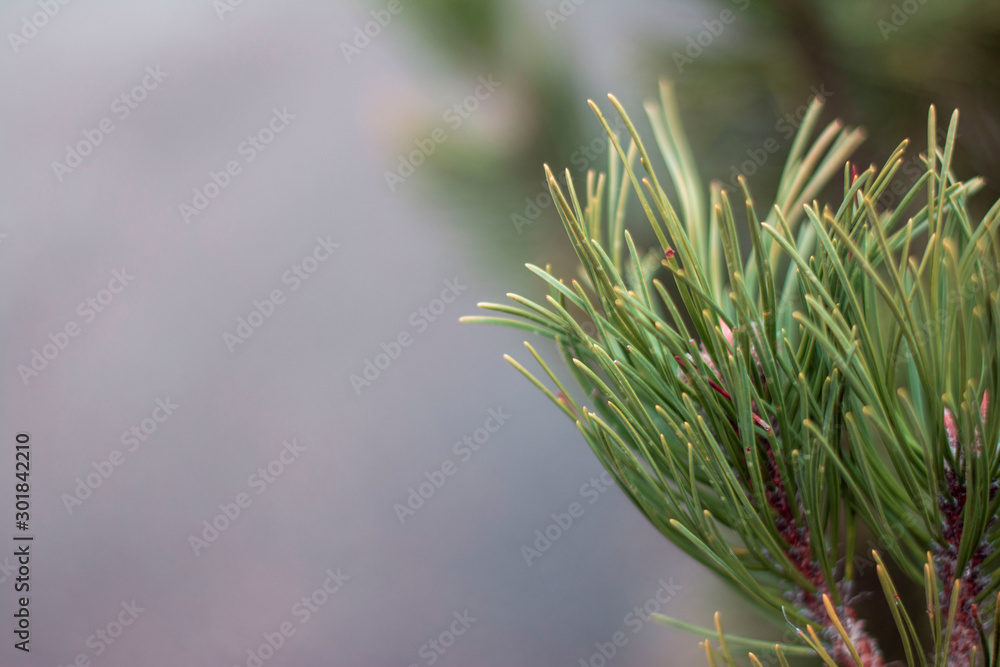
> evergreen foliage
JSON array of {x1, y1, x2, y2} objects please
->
[{"x1": 464, "y1": 80, "x2": 1000, "y2": 666}]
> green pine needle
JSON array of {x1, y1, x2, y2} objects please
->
[{"x1": 465, "y1": 80, "x2": 1000, "y2": 666}]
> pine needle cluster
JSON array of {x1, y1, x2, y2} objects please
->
[{"x1": 464, "y1": 81, "x2": 1000, "y2": 666}]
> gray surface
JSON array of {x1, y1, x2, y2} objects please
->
[{"x1": 0, "y1": 2, "x2": 754, "y2": 665}]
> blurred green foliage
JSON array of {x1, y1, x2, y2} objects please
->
[
  {"x1": 658, "y1": 0, "x2": 1000, "y2": 212},
  {"x1": 394, "y1": 0, "x2": 1000, "y2": 270}
]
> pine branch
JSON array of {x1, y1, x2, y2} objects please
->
[{"x1": 465, "y1": 80, "x2": 1000, "y2": 667}]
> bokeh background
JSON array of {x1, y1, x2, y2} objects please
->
[{"x1": 1, "y1": 1, "x2": 998, "y2": 665}]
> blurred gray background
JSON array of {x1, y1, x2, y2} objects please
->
[
  {"x1": 0, "y1": 2, "x2": 718, "y2": 666},
  {"x1": 2, "y1": 1, "x2": 997, "y2": 665}
]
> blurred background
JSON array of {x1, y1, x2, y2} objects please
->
[{"x1": 1, "y1": 1, "x2": 998, "y2": 665}]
